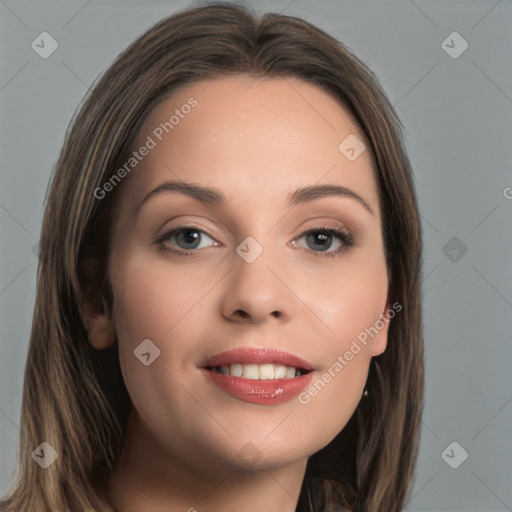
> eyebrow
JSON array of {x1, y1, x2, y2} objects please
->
[{"x1": 138, "y1": 180, "x2": 374, "y2": 215}]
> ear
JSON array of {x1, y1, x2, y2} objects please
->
[
  {"x1": 371, "y1": 300, "x2": 392, "y2": 357},
  {"x1": 80, "y1": 258, "x2": 116, "y2": 350}
]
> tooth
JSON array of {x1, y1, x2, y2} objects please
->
[
  {"x1": 230, "y1": 363, "x2": 243, "y2": 377},
  {"x1": 213, "y1": 363, "x2": 301, "y2": 379},
  {"x1": 285, "y1": 367, "x2": 296, "y2": 378},
  {"x1": 242, "y1": 364, "x2": 259, "y2": 380},
  {"x1": 259, "y1": 364, "x2": 275, "y2": 380},
  {"x1": 274, "y1": 365, "x2": 287, "y2": 379}
]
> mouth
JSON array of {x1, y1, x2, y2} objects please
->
[
  {"x1": 200, "y1": 347, "x2": 315, "y2": 405},
  {"x1": 205, "y1": 363, "x2": 311, "y2": 379}
]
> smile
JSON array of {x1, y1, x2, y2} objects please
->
[
  {"x1": 200, "y1": 348, "x2": 315, "y2": 405},
  {"x1": 207, "y1": 363, "x2": 309, "y2": 379}
]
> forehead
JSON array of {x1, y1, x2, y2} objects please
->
[{"x1": 124, "y1": 76, "x2": 379, "y2": 214}]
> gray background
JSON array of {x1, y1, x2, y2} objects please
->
[{"x1": 1, "y1": 0, "x2": 511, "y2": 510}]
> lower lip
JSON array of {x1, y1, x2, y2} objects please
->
[{"x1": 201, "y1": 368, "x2": 314, "y2": 405}]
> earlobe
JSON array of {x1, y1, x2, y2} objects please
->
[
  {"x1": 371, "y1": 303, "x2": 392, "y2": 357},
  {"x1": 86, "y1": 312, "x2": 116, "y2": 350},
  {"x1": 80, "y1": 257, "x2": 116, "y2": 350}
]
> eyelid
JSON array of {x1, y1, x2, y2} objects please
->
[
  {"x1": 154, "y1": 220, "x2": 354, "y2": 256},
  {"x1": 295, "y1": 219, "x2": 352, "y2": 240},
  {"x1": 290, "y1": 224, "x2": 353, "y2": 257},
  {"x1": 153, "y1": 225, "x2": 219, "y2": 251},
  {"x1": 153, "y1": 215, "x2": 225, "y2": 241}
]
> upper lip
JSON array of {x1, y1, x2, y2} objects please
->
[{"x1": 201, "y1": 347, "x2": 314, "y2": 371}]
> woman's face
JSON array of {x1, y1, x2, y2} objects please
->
[{"x1": 107, "y1": 76, "x2": 390, "y2": 474}]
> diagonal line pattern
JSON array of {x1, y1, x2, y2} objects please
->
[
  {"x1": 200, "y1": 470, "x2": 234, "y2": 502},
  {"x1": 0, "y1": 203, "x2": 30, "y2": 233},
  {"x1": 266, "y1": 165, "x2": 336, "y2": 234},
  {"x1": 472, "y1": 60, "x2": 512, "y2": 104},
  {"x1": 265, "y1": 265, "x2": 336, "y2": 335},
  {"x1": 163, "y1": 163, "x2": 231, "y2": 234},
  {"x1": 472, "y1": 0, "x2": 502, "y2": 29},
  {"x1": 160, "y1": 367, "x2": 234, "y2": 438},
  {"x1": 265, "y1": 410, "x2": 294, "y2": 438},
  {"x1": 395, "y1": 62, "x2": 439, "y2": 106},
  {"x1": 279, "y1": 0, "x2": 298, "y2": 15},
  {"x1": 471, "y1": 471, "x2": 512, "y2": 510},
  {"x1": 0, "y1": 265, "x2": 28, "y2": 296},
  {"x1": 421, "y1": 419, "x2": 439, "y2": 439},
  {"x1": 0, "y1": 406, "x2": 29, "y2": 440},
  {"x1": 419, "y1": 212, "x2": 439, "y2": 233},
  {"x1": 61, "y1": 60, "x2": 91, "y2": 91},
  {"x1": 61, "y1": 0, "x2": 92, "y2": 30},
  {"x1": 420, "y1": 265, "x2": 438, "y2": 284},
  {"x1": 472, "y1": 396, "x2": 512, "y2": 439},
  {"x1": 164, "y1": 267, "x2": 234, "y2": 337},
  {"x1": 283, "y1": 78, "x2": 336, "y2": 131},
  {"x1": 471, "y1": 265, "x2": 512, "y2": 308},
  {"x1": 264, "y1": 469, "x2": 298, "y2": 502},
  {"x1": 405, "y1": 471, "x2": 439, "y2": 507},
  {"x1": 0, "y1": 0, "x2": 29, "y2": 28},
  {"x1": 0, "y1": 62, "x2": 29, "y2": 92},
  {"x1": 470, "y1": 204, "x2": 499, "y2": 233},
  {"x1": 200, "y1": 77, "x2": 216, "y2": 93},
  {"x1": 409, "y1": 0, "x2": 439, "y2": 28}
]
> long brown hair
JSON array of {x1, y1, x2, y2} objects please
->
[{"x1": 0, "y1": 3, "x2": 423, "y2": 511}]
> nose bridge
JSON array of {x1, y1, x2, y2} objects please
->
[{"x1": 222, "y1": 233, "x2": 296, "y2": 323}]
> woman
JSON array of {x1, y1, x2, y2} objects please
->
[{"x1": 0, "y1": 3, "x2": 423, "y2": 511}]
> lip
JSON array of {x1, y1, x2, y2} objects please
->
[
  {"x1": 200, "y1": 347, "x2": 314, "y2": 372},
  {"x1": 201, "y1": 369, "x2": 314, "y2": 405},
  {"x1": 199, "y1": 347, "x2": 315, "y2": 405}
]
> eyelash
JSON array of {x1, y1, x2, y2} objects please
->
[{"x1": 153, "y1": 225, "x2": 354, "y2": 257}]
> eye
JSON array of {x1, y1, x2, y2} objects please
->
[
  {"x1": 154, "y1": 226, "x2": 218, "y2": 254},
  {"x1": 293, "y1": 227, "x2": 353, "y2": 257},
  {"x1": 154, "y1": 225, "x2": 353, "y2": 257}
]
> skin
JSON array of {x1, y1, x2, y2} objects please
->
[{"x1": 85, "y1": 76, "x2": 390, "y2": 512}]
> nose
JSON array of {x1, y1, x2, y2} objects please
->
[{"x1": 221, "y1": 248, "x2": 297, "y2": 324}]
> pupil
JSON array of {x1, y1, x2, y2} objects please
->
[
  {"x1": 179, "y1": 229, "x2": 200, "y2": 248},
  {"x1": 308, "y1": 231, "x2": 331, "y2": 251}
]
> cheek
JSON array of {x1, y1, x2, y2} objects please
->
[
  {"x1": 295, "y1": 353, "x2": 370, "y2": 451},
  {"x1": 297, "y1": 247, "x2": 388, "y2": 351},
  {"x1": 109, "y1": 254, "x2": 220, "y2": 439},
  {"x1": 290, "y1": 250, "x2": 387, "y2": 429},
  {"x1": 109, "y1": 251, "x2": 217, "y2": 392},
  {"x1": 111, "y1": 251, "x2": 215, "y2": 342}
]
